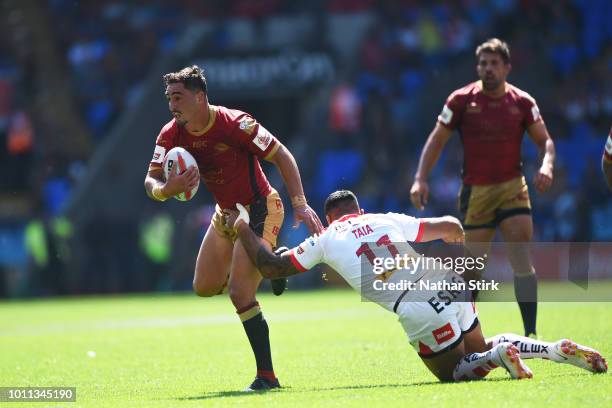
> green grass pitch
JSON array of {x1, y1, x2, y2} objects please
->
[{"x1": 0, "y1": 287, "x2": 610, "y2": 408}]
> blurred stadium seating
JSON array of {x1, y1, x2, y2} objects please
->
[{"x1": 0, "y1": 0, "x2": 610, "y2": 296}]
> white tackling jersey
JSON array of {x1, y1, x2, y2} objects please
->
[{"x1": 290, "y1": 212, "x2": 425, "y2": 311}]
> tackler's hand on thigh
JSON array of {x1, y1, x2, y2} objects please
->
[{"x1": 224, "y1": 203, "x2": 250, "y2": 230}]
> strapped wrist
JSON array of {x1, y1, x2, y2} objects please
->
[{"x1": 152, "y1": 185, "x2": 168, "y2": 201}]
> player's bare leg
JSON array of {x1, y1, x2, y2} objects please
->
[
  {"x1": 229, "y1": 237, "x2": 265, "y2": 310},
  {"x1": 499, "y1": 214, "x2": 538, "y2": 336},
  {"x1": 230, "y1": 238, "x2": 280, "y2": 391},
  {"x1": 421, "y1": 339, "x2": 467, "y2": 382},
  {"x1": 192, "y1": 225, "x2": 233, "y2": 296},
  {"x1": 421, "y1": 322, "x2": 532, "y2": 382},
  {"x1": 463, "y1": 320, "x2": 488, "y2": 354},
  {"x1": 463, "y1": 228, "x2": 495, "y2": 299},
  {"x1": 487, "y1": 334, "x2": 608, "y2": 373}
]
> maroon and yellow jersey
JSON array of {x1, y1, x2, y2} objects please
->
[
  {"x1": 149, "y1": 105, "x2": 280, "y2": 209},
  {"x1": 437, "y1": 81, "x2": 543, "y2": 185},
  {"x1": 604, "y1": 126, "x2": 612, "y2": 163}
]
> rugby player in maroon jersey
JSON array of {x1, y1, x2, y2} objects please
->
[
  {"x1": 603, "y1": 126, "x2": 612, "y2": 189},
  {"x1": 144, "y1": 65, "x2": 323, "y2": 391},
  {"x1": 410, "y1": 39, "x2": 556, "y2": 337}
]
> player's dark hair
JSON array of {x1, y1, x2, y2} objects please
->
[
  {"x1": 324, "y1": 190, "x2": 359, "y2": 216},
  {"x1": 163, "y1": 65, "x2": 207, "y2": 93},
  {"x1": 476, "y1": 38, "x2": 511, "y2": 64}
]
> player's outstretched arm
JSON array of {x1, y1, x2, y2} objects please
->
[
  {"x1": 229, "y1": 204, "x2": 304, "y2": 279},
  {"x1": 265, "y1": 143, "x2": 324, "y2": 234},
  {"x1": 527, "y1": 121, "x2": 555, "y2": 193},
  {"x1": 418, "y1": 216, "x2": 465, "y2": 244},
  {"x1": 410, "y1": 124, "x2": 453, "y2": 210}
]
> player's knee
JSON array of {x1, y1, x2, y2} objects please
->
[
  {"x1": 427, "y1": 365, "x2": 455, "y2": 382},
  {"x1": 192, "y1": 280, "x2": 221, "y2": 297},
  {"x1": 507, "y1": 249, "x2": 535, "y2": 273},
  {"x1": 228, "y1": 286, "x2": 254, "y2": 310}
]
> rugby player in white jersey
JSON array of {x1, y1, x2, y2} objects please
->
[{"x1": 225, "y1": 190, "x2": 607, "y2": 382}]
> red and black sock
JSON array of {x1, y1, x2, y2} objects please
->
[{"x1": 237, "y1": 301, "x2": 276, "y2": 381}]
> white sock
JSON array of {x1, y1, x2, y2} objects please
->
[
  {"x1": 453, "y1": 344, "x2": 505, "y2": 381},
  {"x1": 488, "y1": 333, "x2": 559, "y2": 361}
]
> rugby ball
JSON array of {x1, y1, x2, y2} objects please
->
[{"x1": 162, "y1": 147, "x2": 200, "y2": 201}]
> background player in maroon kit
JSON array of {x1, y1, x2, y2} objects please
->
[
  {"x1": 144, "y1": 65, "x2": 323, "y2": 391},
  {"x1": 409, "y1": 39, "x2": 556, "y2": 337},
  {"x1": 603, "y1": 127, "x2": 612, "y2": 190}
]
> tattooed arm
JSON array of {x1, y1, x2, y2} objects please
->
[{"x1": 235, "y1": 223, "x2": 303, "y2": 279}]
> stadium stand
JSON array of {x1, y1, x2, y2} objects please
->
[{"x1": 0, "y1": 0, "x2": 610, "y2": 295}]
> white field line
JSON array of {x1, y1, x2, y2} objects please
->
[{"x1": 0, "y1": 308, "x2": 386, "y2": 337}]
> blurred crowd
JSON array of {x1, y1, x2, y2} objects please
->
[{"x1": 0, "y1": 0, "x2": 610, "y2": 296}]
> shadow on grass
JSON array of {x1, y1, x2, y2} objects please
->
[
  {"x1": 177, "y1": 371, "x2": 594, "y2": 401},
  {"x1": 177, "y1": 388, "x2": 289, "y2": 400},
  {"x1": 176, "y1": 380, "x2": 478, "y2": 401}
]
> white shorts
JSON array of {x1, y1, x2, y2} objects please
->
[{"x1": 396, "y1": 296, "x2": 478, "y2": 358}]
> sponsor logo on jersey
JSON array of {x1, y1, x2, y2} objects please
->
[
  {"x1": 432, "y1": 322, "x2": 455, "y2": 345},
  {"x1": 333, "y1": 224, "x2": 349, "y2": 233},
  {"x1": 152, "y1": 145, "x2": 166, "y2": 163},
  {"x1": 509, "y1": 106, "x2": 521, "y2": 115},
  {"x1": 438, "y1": 104, "x2": 453, "y2": 124},
  {"x1": 239, "y1": 117, "x2": 257, "y2": 135},
  {"x1": 253, "y1": 126, "x2": 273, "y2": 151},
  {"x1": 203, "y1": 168, "x2": 224, "y2": 184},
  {"x1": 213, "y1": 143, "x2": 230, "y2": 153},
  {"x1": 297, "y1": 245, "x2": 304, "y2": 255},
  {"x1": 192, "y1": 140, "x2": 208, "y2": 148},
  {"x1": 466, "y1": 102, "x2": 481, "y2": 113}
]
